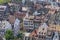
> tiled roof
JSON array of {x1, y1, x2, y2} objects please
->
[
  {"x1": 8, "y1": 15, "x2": 15, "y2": 24},
  {"x1": 14, "y1": 12, "x2": 26, "y2": 18},
  {"x1": 29, "y1": 29, "x2": 38, "y2": 37}
]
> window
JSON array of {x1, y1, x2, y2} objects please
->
[
  {"x1": 29, "y1": 22, "x2": 33, "y2": 25},
  {"x1": 25, "y1": 37, "x2": 30, "y2": 40},
  {"x1": 48, "y1": 0, "x2": 53, "y2": 2},
  {"x1": 29, "y1": 26, "x2": 33, "y2": 28},
  {"x1": 55, "y1": 36, "x2": 57, "y2": 38},
  {"x1": 24, "y1": 21, "x2": 29, "y2": 25},
  {"x1": 32, "y1": 37, "x2": 36, "y2": 40},
  {"x1": 25, "y1": 37, "x2": 28, "y2": 40},
  {"x1": 42, "y1": 28, "x2": 44, "y2": 30},
  {"x1": 0, "y1": 8, "x2": 4, "y2": 10},
  {"x1": 52, "y1": 0, "x2": 56, "y2": 2},
  {"x1": 24, "y1": 23, "x2": 28, "y2": 25},
  {"x1": 42, "y1": 32, "x2": 43, "y2": 34},
  {"x1": 44, "y1": 33, "x2": 46, "y2": 35},
  {"x1": 39, "y1": 32, "x2": 41, "y2": 34}
]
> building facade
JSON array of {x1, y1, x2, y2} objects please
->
[{"x1": 23, "y1": 19, "x2": 34, "y2": 32}]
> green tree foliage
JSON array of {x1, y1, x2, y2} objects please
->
[
  {"x1": 17, "y1": 31, "x2": 24, "y2": 40},
  {"x1": 0, "y1": 0, "x2": 3, "y2": 4},
  {"x1": 0, "y1": 0, "x2": 11, "y2": 4},
  {"x1": 5, "y1": 30, "x2": 14, "y2": 40}
]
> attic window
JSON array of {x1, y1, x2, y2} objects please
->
[
  {"x1": 4, "y1": 23, "x2": 5, "y2": 25},
  {"x1": 42, "y1": 28, "x2": 44, "y2": 30},
  {"x1": 39, "y1": 32, "x2": 41, "y2": 34},
  {"x1": 42, "y1": 32, "x2": 43, "y2": 34},
  {"x1": 44, "y1": 33, "x2": 46, "y2": 34},
  {"x1": 56, "y1": 36, "x2": 57, "y2": 38}
]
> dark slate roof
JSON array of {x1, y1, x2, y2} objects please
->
[
  {"x1": 25, "y1": 1, "x2": 34, "y2": 7},
  {"x1": 58, "y1": 2, "x2": 60, "y2": 7},
  {"x1": 29, "y1": 7, "x2": 35, "y2": 13},
  {"x1": 37, "y1": 8, "x2": 49, "y2": 14},
  {"x1": 36, "y1": 1, "x2": 51, "y2": 6}
]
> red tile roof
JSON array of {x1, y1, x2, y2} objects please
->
[{"x1": 14, "y1": 12, "x2": 26, "y2": 18}]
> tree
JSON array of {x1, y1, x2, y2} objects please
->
[
  {"x1": 0, "y1": 0, "x2": 11, "y2": 4},
  {"x1": 17, "y1": 31, "x2": 24, "y2": 40},
  {"x1": 5, "y1": 30, "x2": 14, "y2": 40}
]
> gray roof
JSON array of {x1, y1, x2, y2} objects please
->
[
  {"x1": 0, "y1": 5, "x2": 7, "y2": 11},
  {"x1": 0, "y1": 29, "x2": 5, "y2": 32}
]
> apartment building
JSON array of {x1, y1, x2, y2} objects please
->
[
  {"x1": 29, "y1": 0, "x2": 58, "y2": 2},
  {"x1": 48, "y1": 24, "x2": 60, "y2": 32},
  {"x1": 0, "y1": 5, "x2": 8, "y2": 20},
  {"x1": 24, "y1": 32, "x2": 38, "y2": 40},
  {"x1": 23, "y1": 10, "x2": 34, "y2": 32},
  {"x1": 34, "y1": 0, "x2": 60, "y2": 2},
  {"x1": 28, "y1": 23, "x2": 49, "y2": 40},
  {"x1": 34, "y1": 16, "x2": 41, "y2": 29},
  {"x1": 0, "y1": 20, "x2": 12, "y2": 37},
  {"x1": 56, "y1": 0, "x2": 60, "y2": 2},
  {"x1": 23, "y1": 32, "x2": 31, "y2": 40},
  {"x1": 53, "y1": 32, "x2": 59, "y2": 40},
  {"x1": 37, "y1": 23, "x2": 48, "y2": 37},
  {"x1": 39, "y1": 0, "x2": 59, "y2": 2},
  {"x1": 23, "y1": 19, "x2": 34, "y2": 32}
]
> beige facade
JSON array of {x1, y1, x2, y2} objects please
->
[
  {"x1": 48, "y1": 24, "x2": 60, "y2": 32},
  {"x1": 23, "y1": 19, "x2": 34, "y2": 30},
  {"x1": 8, "y1": 15, "x2": 15, "y2": 24},
  {"x1": 56, "y1": 0, "x2": 60, "y2": 2},
  {"x1": 37, "y1": 23, "x2": 48, "y2": 36}
]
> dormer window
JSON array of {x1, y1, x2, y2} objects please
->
[{"x1": 42, "y1": 28, "x2": 44, "y2": 30}]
